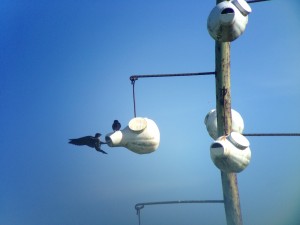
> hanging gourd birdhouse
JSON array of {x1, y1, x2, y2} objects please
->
[
  {"x1": 204, "y1": 109, "x2": 244, "y2": 140},
  {"x1": 207, "y1": 0, "x2": 251, "y2": 42},
  {"x1": 105, "y1": 117, "x2": 160, "y2": 154},
  {"x1": 210, "y1": 132, "x2": 251, "y2": 173}
]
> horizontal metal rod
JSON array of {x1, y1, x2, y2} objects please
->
[
  {"x1": 135, "y1": 200, "x2": 224, "y2": 212},
  {"x1": 130, "y1": 72, "x2": 215, "y2": 81},
  {"x1": 246, "y1": 0, "x2": 271, "y2": 3},
  {"x1": 244, "y1": 133, "x2": 300, "y2": 137}
]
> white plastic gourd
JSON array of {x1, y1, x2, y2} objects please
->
[
  {"x1": 210, "y1": 132, "x2": 251, "y2": 173},
  {"x1": 105, "y1": 117, "x2": 160, "y2": 154},
  {"x1": 207, "y1": 0, "x2": 252, "y2": 42},
  {"x1": 204, "y1": 109, "x2": 244, "y2": 140}
]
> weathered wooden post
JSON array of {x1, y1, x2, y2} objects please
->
[
  {"x1": 207, "y1": 0, "x2": 253, "y2": 224},
  {"x1": 215, "y1": 38, "x2": 243, "y2": 225}
]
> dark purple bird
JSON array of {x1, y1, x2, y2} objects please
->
[
  {"x1": 69, "y1": 133, "x2": 107, "y2": 154},
  {"x1": 112, "y1": 120, "x2": 121, "y2": 132}
]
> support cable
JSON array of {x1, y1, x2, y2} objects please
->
[
  {"x1": 247, "y1": 0, "x2": 271, "y2": 3},
  {"x1": 244, "y1": 133, "x2": 300, "y2": 137}
]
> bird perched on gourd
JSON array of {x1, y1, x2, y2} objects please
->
[
  {"x1": 69, "y1": 133, "x2": 107, "y2": 154},
  {"x1": 112, "y1": 120, "x2": 121, "y2": 132}
]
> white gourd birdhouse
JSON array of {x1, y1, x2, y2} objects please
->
[
  {"x1": 210, "y1": 132, "x2": 251, "y2": 173},
  {"x1": 204, "y1": 109, "x2": 244, "y2": 140},
  {"x1": 105, "y1": 117, "x2": 160, "y2": 154},
  {"x1": 207, "y1": 0, "x2": 251, "y2": 42}
]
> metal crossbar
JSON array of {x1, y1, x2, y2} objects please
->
[
  {"x1": 130, "y1": 72, "x2": 215, "y2": 117},
  {"x1": 130, "y1": 72, "x2": 215, "y2": 82},
  {"x1": 135, "y1": 200, "x2": 224, "y2": 225},
  {"x1": 129, "y1": 73, "x2": 300, "y2": 138}
]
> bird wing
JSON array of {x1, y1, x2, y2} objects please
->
[{"x1": 69, "y1": 136, "x2": 93, "y2": 146}]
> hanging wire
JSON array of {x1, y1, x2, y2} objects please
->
[
  {"x1": 130, "y1": 76, "x2": 137, "y2": 118},
  {"x1": 135, "y1": 205, "x2": 144, "y2": 225}
]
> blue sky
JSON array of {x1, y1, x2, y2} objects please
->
[{"x1": 1, "y1": 1, "x2": 300, "y2": 225}]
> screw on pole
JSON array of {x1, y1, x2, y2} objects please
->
[{"x1": 215, "y1": 1, "x2": 243, "y2": 225}]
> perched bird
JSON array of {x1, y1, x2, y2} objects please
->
[
  {"x1": 69, "y1": 133, "x2": 107, "y2": 154},
  {"x1": 112, "y1": 120, "x2": 121, "y2": 132}
]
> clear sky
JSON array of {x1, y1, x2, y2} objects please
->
[{"x1": 1, "y1": 1, "x2": 300, "y2": 225}]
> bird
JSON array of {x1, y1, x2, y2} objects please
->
[
  {"x1": 112, "y1": 120, "x2": 121, "y2": 132},
  {"x1": 69, "y1": 133, "x2": 107, "y2": 154}
]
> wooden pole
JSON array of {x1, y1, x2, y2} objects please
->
[{"x1": 215, "y1": 1, "x2": 243, "y2": 224}]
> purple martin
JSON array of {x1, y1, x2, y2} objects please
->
[
  {"x1": 69, "y1": 133, "x2": 107, "y2": 154},
  {"x1": 112, "y1": 120, "x2": 121, "y2": 132}
]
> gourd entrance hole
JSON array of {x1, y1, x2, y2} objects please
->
[
  {"x1": 105, "y1": 136, "x2": 112, "y2": 143},
  {"x1": 221, "y1": 8, "x2": 234, "y2": 14},
  {"x1": 211, "y1": 143, "x2": 223, "y2": 148}
]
